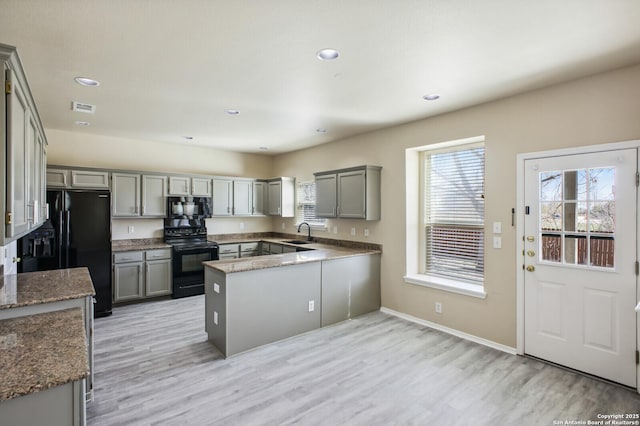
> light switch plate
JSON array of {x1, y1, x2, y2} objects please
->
[
  {"x1": 350, "y1": 227, "x2": 356, "y2": 236},
  {"x1": 493, "y1": 236, "x2": 502, "y2": 249},
  {"x1": 213, "y1": 283, "x2": 220, "y2": 293},
  {"x1": 492, "y1": 222, "x2": 502, "y2": 234},
  {"x1": 213, "y1": 311, "x2": 218, "y2": 325},
  {"x1": 364, "y1": 229, "x2": 369, "y2": 237}
]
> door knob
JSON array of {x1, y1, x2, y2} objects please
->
[{"x1": 526, "y1": 265, "x2": 535, "y2": 272}]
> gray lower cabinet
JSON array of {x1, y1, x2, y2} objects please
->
[
  {"x1": 205, "y1": 253, "x2": 380, "y2": 357},
  {"x1": 0, "y1": 380, "x2": 85, "y2": 426},
  {"x1": 205, "y1": 262, "x2": 321, "y2": 357},
  {"x1": 113, "y1": 249, "x2": 172, "y2": 302},
  {"x1": 321, "y1": 254, "x2": 381, "y2": 326}
]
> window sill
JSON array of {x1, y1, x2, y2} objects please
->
[{"x1": 404, "y1": 274, "x2": 487, "y2": 299}]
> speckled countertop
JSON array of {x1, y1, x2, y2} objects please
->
[
  {"x1": 112, "y1": 238, "x2": 171, "y2": 252},
  {"x1": 0, "y1": 308, "x2": 89, "y2": 401},
  {"x1": 0, "y1": 267, "x2": 95, "y2": 310},
  {"x1": 204, "y1": 234, "x2": 381, "y2": 274}
]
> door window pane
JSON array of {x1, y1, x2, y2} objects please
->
[{"x1": 539, "y1": 167, "x2": 616, "y2": 269}]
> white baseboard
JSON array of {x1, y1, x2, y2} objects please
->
[{"x1": 380, "y1": 307, "x2": 517, "y2": 355}]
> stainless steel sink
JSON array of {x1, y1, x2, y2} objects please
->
[{"x1": 284, "y1": 240, "x2": 311, "y2": 245}]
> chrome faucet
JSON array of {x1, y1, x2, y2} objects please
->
[{"x1": 297, "y1": 222, "x2": 312, "y2": 241}]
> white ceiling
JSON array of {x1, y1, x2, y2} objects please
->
[{"x1": 1, "y1": 0, "x2": 640, "y2": 154}]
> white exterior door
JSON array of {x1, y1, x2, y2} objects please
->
[{"x1": 524, "y1": 149, "x2": 637, "y2": 387}]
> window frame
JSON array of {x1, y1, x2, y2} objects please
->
[
  {"x1": 295, "y1": 180, "x2": 327, "y2": 229},
  {"x1": 404, "y1": 136, "x2": 487, "y2": 299}
]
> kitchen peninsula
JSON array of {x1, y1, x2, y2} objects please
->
[
  {"x1": 203, "y1": 237, "x2": 381, "y2": 357},
  {"x1": 0, "y1": 268, "x2": 96, "y2": 426}
]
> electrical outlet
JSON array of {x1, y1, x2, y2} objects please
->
[
  {"x1": 128, "y1": 225, "x2": 134, "y2": 234},
  {"x1": 333, "y1": 226, "x2": 338, "y2": 234},
  {"x1": 350, "y1": 227, "x2": 356, "y2": 236},
  {"x1": 239, "y1": 222, "x2": 245, "y2": 230},
  {"x1": 282, "y1": 222, "x2": 285, "y2": 229},
  {"x1": 308, "y1": 300, "x2": 315, "y2": 312},
  {"x1": 435, "y1": 302, "x2": 442, "y2": 314},
  {"x1": 364, "y1": 229, "x2": 369, "y2": 237},
  {"x1": 213, "y1": 311, "x2": 218, "y2": 325}
]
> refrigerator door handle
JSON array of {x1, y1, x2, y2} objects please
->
[{"x1": 64, "y1": 210, "x2": 71, "y2": 268}]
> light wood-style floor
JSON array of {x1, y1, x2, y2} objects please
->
[{"x1": 87, "y1": 296, "x2": 640, "y2": 426}]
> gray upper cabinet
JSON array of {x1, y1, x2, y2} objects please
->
[
  {"x1": 253, "y1": 181, "x2": 266, "y2": 215},
  {"x1": 212, "y1": 179, "x2": 233, "y2": 216},
  {"x1": 112, "y1": 173, "x2": 141, "y2": 217},
  {"x1": 267, "y1": 177, "x2": 295, "y2": 217},
  {"x1": 70, "y1": 170, "x2": 109, "y2": 189},
  {"x1": 191, "y1": 178, "x2": 212, "y2": 197},
  {"x1": 314, "y1": 174, "x2": 337, "y2": 217},
  {"x1": 233, "y1": 180, "x2": 253, "y2": 216},
  {"x1": 168, "y1": 176, "x2": 190, "y2": 196},
  {"x1": 314, "y1": 165, "x2": 381, "y2": 220},
  {"x1": 46, "y1": 169, "x2": 70, "y2": 188},
  {"x1": 46, "y1": 168, "x2": 109, "y2": 189},
  {"x1": 3, "y1": 45, "x2": 48, "y2": 242},
  {"x1": 169, "y1": 176, "x2": 212, "y2": 196},
  {"x1": 141, "y1": 175, "x2": 167, "y2": 217}
]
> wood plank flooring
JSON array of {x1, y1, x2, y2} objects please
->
[{"x1": 87, "y1": 296, "x2": 640, "y2": 425}]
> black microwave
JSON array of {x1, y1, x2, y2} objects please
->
[{"x1": 167, "y1": 196, "x2": 212, "y2": 220}]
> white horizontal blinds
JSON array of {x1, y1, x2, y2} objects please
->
[
  {"x1": 296, "y1": 181, "x2": 326, "y2": 226},
  {"x1": 424, "y1": 144, "x2": 485, "y2": 283}
]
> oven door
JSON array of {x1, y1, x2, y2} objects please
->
[{"x1": 172, "y1": 245, "x2": 217, "y2": 279}]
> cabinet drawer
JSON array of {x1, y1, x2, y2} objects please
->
[
  {"x1": 240, "y1": 242, "x2": 259, "y2": 252},
  {"x1": 113, "y1": 251, "x2": 144, "y2": 263},
  {"x1": 145, "y1": 249, "x2": 172, "y2": 260},
  {"x1": 219, "y1": 253, "x2": 239, "y2": 260},
  {"x1": 218, "y1": 244, "x2": 239, "y2": 255}
]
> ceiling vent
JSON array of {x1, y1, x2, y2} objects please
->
[{"x1": 72, "y1": 101, "x2": 96, "y2": 114}]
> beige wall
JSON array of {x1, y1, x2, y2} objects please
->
[
  {"x1": 272, "y1": 63, "x2": 640, "y2": 348},
  {"x1": 46, "y1": 130, "x2": 275, "y2": 238},
  {"x1": 44, "y1": 64, "x2": 640, "y2": 346}
]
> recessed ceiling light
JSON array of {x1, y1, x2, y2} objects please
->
[
  {"x1": 74, "y1": 77, "x2": 100, "y2": 87},
  {"x1": 423, "y1": 94, "x2": 440, "y2": 101},
  {"x1": 225, "y1": 109, "x2": 240, "y2": 115},
  {"x1": 316, "y1": 128, "x2": 327, "y2": 133},
  {"x1": 74, "y1": 121, "x2": 90, "y2": 126},
  {"x1": 259, "y1": 146, "x2": 268, "y2": 151},
  {"x1": 317, "y1": 48, "x2": 339, "y2": 61},
  {"x1": 184, "y1": 136, "x2": 194, "y2": 140}
]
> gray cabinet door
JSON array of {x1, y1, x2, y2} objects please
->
[
  {"x1": 112, "y1": 173, "x2": 141, "y2": 217},
  {"x1": 212, "y1": 179, "x2": 233, "y2": 216},
  {"x1": 314, "y1": 173, "x2": 337, "y2": 217},
  {"x1": 141, "y1": 175, "x2": 167, "y2": 217},
  {"x1": 233, "y1": 180, "x2": 253, "y2": 215},
  {"x1": 252, "y1": 181, "x2": 266, "y2": 215},
  {"x1": 321, "y1": 255, "x2": 381, "y2": 327},
  {"x1": 145, "y1": 259, "x2": 172, "y2": 297},
  {"x1": 168, "y1": 176, "x2": 190, "y2": 195},
  {"x1": 191, "y1": 178, "x2": 212, "y2": 196},
  {"x1": 267, "y1": 180, "x2": 282, "y2": 215},
  {"x1": 46, "y1": 169, "x2": 70, "y2": 188},
  {"x1": 337, "y1": 170, "x2": 366, "y2": 218},
  {"x1": 114, "y1": 262, "x2": 144, "y2": 302},
  {"x1": 70, "y1": 170, "x2": 110, "y2": 189},
  {"x1": 6, "y1": 70, "x2": 30, "y2": 238}
]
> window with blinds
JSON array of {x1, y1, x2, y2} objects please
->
[
  {"x1": 422, "y1": 144, "x2": 485, "y2": 283},
  {"x1": 296, "y1": 181, "x2": 327, "y2": 227}
]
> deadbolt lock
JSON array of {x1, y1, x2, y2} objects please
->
[
  {"x1": 526, "y1": 265, "x2": 535, "y2": 272},
  {"x1": 526, "y1": 236, "x2": 535, "y2": 242},
  {"x1": 526, "y1": 250, "x2": 535, "y2": 257}
]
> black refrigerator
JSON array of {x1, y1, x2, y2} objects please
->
[{"x1": 18, "y1": 190, "x2": 112, "y2": 317}]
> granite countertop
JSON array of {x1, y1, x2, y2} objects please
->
[
  {"x1": 0, "y1": 267, "x2": 95, "y2": 310},
  {"x1": 204, "y1": 238, "x2": 380, "y2": 274},
  {"x1": 0, "y1": 308, "x2": 89, "y2": 401},
  {"x1": 112, "y1": 238, "x2": 171, "y2": 252}
]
